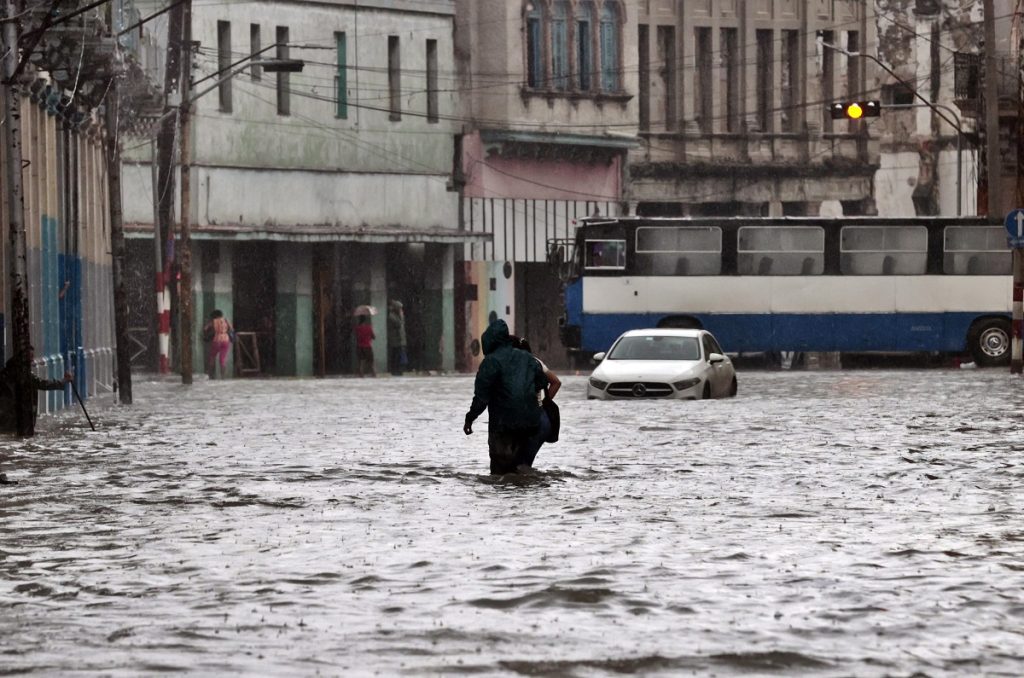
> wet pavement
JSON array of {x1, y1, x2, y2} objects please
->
[{"x1": 1, "y1": 370, "x2": 1023, "y2": 676}]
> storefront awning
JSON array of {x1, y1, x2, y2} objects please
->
[{"x1": 125, "y1": 223, "x2": 491, "y2": 244}]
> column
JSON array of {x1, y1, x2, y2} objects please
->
[
  {"x1": 198, "y1": 241, "x2": 234, "y2": 377},
  {"x1": 423, "y1": 244, "x2": 455, "y2": 372},
  {"x1": 275, "y1": 243, "x2": 314, "y2": 377}
]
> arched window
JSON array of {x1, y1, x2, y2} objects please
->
[
  {"x1": 526, "y1": 2, "x2": 544, "y2": 88},
  {"x1": 551, "y1": 1, "x2": 570, "y2": 90},
  {"x1": 576, "y1": 1, "x2": 595, "y2": 90},
  {"x1": 599, "y1": 2, "x2": 621, "y2": 91}
]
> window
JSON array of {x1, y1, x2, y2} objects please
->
[
  {"x1": 756, "y1": 30, "x2": 773, "y2": 132},
  {"x1": 781, "y1": 30, "x2": 799, "y2": 133},
  {"x1": 250, "y1": 24, "x2": 261, "y2": 81},
  {"x1": 738, "y1": 226, "x2": 824, "y2": 275},
  {"x1": 426, "y1": 39, "x2": 438, "y2": 122},
  {"x1": 551, "y1": 1, "x2": 570, "y2": 90},
  {"x1": 635, "y1": 226, "x2": 721, "y2": 275},
  {"x1": 576, "y1": 1, "x2": 594, "y2": 90},
  {"x1": 584, "y1": 239, "x2": 626, "y2": 270},
  {"x1": 526, "y1": 3, "x2": 544, "y2": 87},
  {"x1": 722, "y1": 28, "x2": 739, "y2": 133},
  {"x1": 609, "y1": 335, "x2": 700, "y2": 361},
  {"x1": 881, "y1": 83, "x2": 916, "y2": 106},
  {"x1": 388, "y1": 35, "x2": 401, "y2": 121},
  {"x1": 599, "y1": 2, "x2": 621, "y2": 91},
  {"x1": 944, "y1": 226, "x2": 1012, "y2": 275},
  {"x1": 695, "y1": 27, "x2": 712, "y2": 133},
  {"x1": 217, "y1": 21, "x2": 232, "y2": 112},
  {"x1": 276, "y1": 26, "x2": 290, "y2": 115},
  {"x1": 525, "y1": 1, "x2": 622, "y2": 94},
  {"x1": 638, "y1": 24, "x2": 649, "y2": 129},
  {"x1": 840, "y1": 226, "x2": 928, "y2": 275},
  {"x1": 821, "y1": 30, "x2": 834, "y2": 133},
  {"x1": 658, "y1": 25, "x2": 676, "y2": 131},
  {"x1": 335, "y1": 32, "x2": 347, "y2": 119}
]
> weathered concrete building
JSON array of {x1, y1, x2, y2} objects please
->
[
  {"x1": 872, "y1": 0, "x2": 982, "y2": 217},
  {"x1": 454, "y1": 0, "x2": 636, "y2": 367},
  {"x1": 123, "y1": 0, "x2": 467, "y2": 377},
  {"x1": 630, "y1": 0, "x2": 879, "y2": 217}
]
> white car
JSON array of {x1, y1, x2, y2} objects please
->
[{"x1": 586, "y1": 328, "x2": 737, "y2": 400}]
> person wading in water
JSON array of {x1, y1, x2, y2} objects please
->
[{"x1": 463, "y1": 319, "x2": 547, "y2": 475}]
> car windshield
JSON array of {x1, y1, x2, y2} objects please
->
[{"x1": 608, "y1": 335, "x2": 701, "y2": 361}]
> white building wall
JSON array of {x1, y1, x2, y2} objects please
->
[{"x1": 123, "y1": 0, "x2": 459, "y2": 232}]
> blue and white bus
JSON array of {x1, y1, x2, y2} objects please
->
[{"x1": 552, "y1": 216, "x2": 1013, "y2": 366}]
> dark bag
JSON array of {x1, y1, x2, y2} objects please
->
[
  {"x1": 228, "y1": 328, "x2": 237, "y2": 343},
  {"x1": 542, "y1": 398, "x2": 560, "y2": 443}
]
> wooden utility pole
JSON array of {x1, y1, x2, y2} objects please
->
[
  {"x1": 105, "y1": 77, "x2": 133, "y2": 403},
  {"x1": 178, "y1": 0, "x2": 194, "y2": 384},
  {"x1": 2, "y1": 0, "x2": 35, "y2": 435}
]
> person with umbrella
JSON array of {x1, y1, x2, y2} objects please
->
[{"x1": 352, "y1": 305, "x2": 377, "y2": 377}]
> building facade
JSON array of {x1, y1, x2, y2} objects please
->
[
  {"x1": 123, "y1": 0, "x2": 467, "y2": 377},
  {"x1": 630, "y1": 0, "x2": 879, "y2": 217},
  {"x1": 454, "y1": 0, "x2": 637, "y2": 367}
]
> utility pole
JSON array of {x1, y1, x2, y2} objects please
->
[
  {"x1": 105, "y1": 73, "x2": 133, "y2": 403},
  {"x1": 155, "y1": 1, "x2": 185, "y2": 374},
  {"x1": 2, "y1": 0, "x2": 35, "y2": 435},
  {"x1": 983, "y1": 0, "x2": 1003, "y2": 217},
  {"x1": 178, "y1": 0, "x2": 194, "y2": 384}
]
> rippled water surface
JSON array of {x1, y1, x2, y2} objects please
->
[{"x1": 2, "y1": 370, "x2": 1024, "y2": 676}]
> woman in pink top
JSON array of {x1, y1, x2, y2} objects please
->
[
  {"x1": 203, "y1": 309, "x2": 234, "y2": 379},
  {"x1": 354, "y1": 315, "x2": 376, "y2": 377}
]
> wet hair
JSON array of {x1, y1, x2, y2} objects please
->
[{"x1": 211, "y1": 309, "x2": 224, "y2": 319}]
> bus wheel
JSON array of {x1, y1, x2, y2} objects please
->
[
  {"x1": 728, "y1": 377, "x2": 738, "y2": 397},
  {"x1": 702, "y1": 382, "x2": 712, "y2": 400},
  {"x1": 969, "y1": 318, "x2": 1011, "y2": 367}
]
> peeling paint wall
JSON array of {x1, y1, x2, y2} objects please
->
[{"x1": 873, "y1": 0, "x2": 982, "y2": 216}]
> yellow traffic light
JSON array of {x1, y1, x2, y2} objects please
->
[{"x1": 829, "y1": 100, "x2": 881, "y2": 120}]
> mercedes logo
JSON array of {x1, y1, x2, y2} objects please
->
[{"x1": 631, "y1": 383, "x2": 647, "y2": 397}]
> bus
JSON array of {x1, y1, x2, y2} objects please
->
[{"x1": 550, "y1": 216, "x2": 1013, "y2": 366}]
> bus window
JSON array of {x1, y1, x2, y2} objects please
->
[
  {"x1": 584, "y1": 239, "x2": 626, "y2": 270},
  {"x1": 840, "y1": 226, "x2": 927, "y2": 275},
  {"x1": 943, "y1": 226, "x2": 1012, "y2": 275},
  {"x1": 737, "y1": 226, "x2": 824, "y2": 275},
  {"x1": 635, "y1": 226, "x2": 722, "y2": 275}
]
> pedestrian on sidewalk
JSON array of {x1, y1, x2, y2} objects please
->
[
  {"x1": 354, "y1": 315, "x2": 376, "y2": 377},
  {"x1": 0, "y1": 346, "x2": 73, "y2": 436},
  {"x1": 463, "y1": 319, "x2": 547, "y2": 475},
  {"x1": 203, "y1": 310, "x2": 234, "y2": 379},
  {"x1": 387, "y1": 300, "x2": 408, "y2": 376}
]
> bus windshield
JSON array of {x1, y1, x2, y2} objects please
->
[{"x1": 608, "y1": 335, "x2": 701, "y2": 361}]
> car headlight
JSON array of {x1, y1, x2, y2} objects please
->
[
  {"x1": 672, "y1": 378, "x2": 700, "y2": 390},
  {"x1": 589, "y1": 377, "x2": 608, "y2": 390}
]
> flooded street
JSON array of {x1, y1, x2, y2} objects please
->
[{"x1": 2, "y1": 370, "x2": 1024, "y2": 676}]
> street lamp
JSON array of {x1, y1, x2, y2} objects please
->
[
  {"x1": 177, "y1": 45, "x2": 304, "y2": 384},
  {"x1": 821, "y1": 40, "x2": 970, "y2": 216}
]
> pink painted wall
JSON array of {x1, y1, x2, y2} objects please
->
[{"x1": 461, "y1": 132, "x2": 621, "y2": 203}]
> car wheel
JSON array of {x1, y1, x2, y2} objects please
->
[
  {"x1": 969, "y1": 318, "x2": 1011, "y2": 367},
  {"x1": 728, "y1": 376, "x2": 737, "y2": 397},
  {"x1": 701, "y1": 381, "x2": 712, "y2": 400}
]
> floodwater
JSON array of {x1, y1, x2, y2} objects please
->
[{"x1": 2, "y1": 370, "x2": 1023, "y2": 676}]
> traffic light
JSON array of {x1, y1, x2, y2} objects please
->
[{"x1": 829, "y1": 100, "x2": 881, "y2": 120}]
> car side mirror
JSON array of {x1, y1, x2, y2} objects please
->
[
  {"x1": 592, "y1": 352, "x2": 606, "y2": 363},
  {"x1": 708, "y1": 353, "x2": 725, "y2": 364}
]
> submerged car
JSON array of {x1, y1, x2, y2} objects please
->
[{"x1": 586, "y1": 329, "x2": 737, "y2": 400}]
